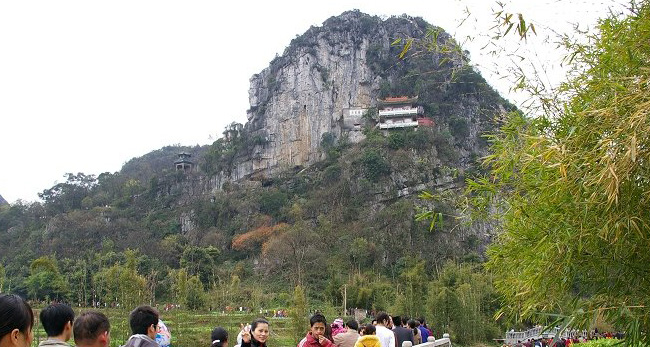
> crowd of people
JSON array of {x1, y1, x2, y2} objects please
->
[
  {"x1": 232, "y1": 311, "x2": 435, "y2": 347},
  {"x1": 0, "y1": 294, "x2": 171, "y2": 347},
  {"x1": 0, "y1": 293, "x2": 435, "y2": 347},
  {"x1": 509, "y1": 332, "x2": 625, "y2": 347}
]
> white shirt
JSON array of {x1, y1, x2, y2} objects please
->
[{"x1": 375, "y1": 325, "x2": 395, "y2": 347}]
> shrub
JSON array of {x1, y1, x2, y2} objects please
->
[{"x1": 360, "y1": 149, "x2": 391, "y2": 181}]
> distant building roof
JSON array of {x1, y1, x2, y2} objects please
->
[
  {"x1": 174, "y1": 152, "x2": 193, "y2": 164},
  {"x1": 378, "y1": 95, "x2": 418, "y2": 105}
]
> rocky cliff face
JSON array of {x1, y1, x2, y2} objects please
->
[
  {"x1": 245, "y1": 13, "x2": 382, "y2": 165},
  {"x1": 214, "y1": 11, "x2": 478, "y2": 184},
  {"x1": 198, "y1": 10, "x2": 510, "y2": 200}
]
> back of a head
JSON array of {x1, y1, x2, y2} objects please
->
[
  {"x1": 310, "y1": 313, "x2": 327, "y2": 327},
  {"x1": 401, "y1": 317, "x2": 409, "y2": 326},
  {"x1": 393, "y1": 316, "x2": 402, "y2": 327},
  {"x1": 407, "y1": 320, "x2": 417, "y2": 330},
  {"x1": 362, "y1": 324, "x2": 376, "y2": 335},
  {"x1": 346, "y1": 319, "x2": 359, "y2": 332},
  {"x1": 0, "y1": 294, "x2": 34, "y2": 341},
  {"x1": 211, "y1": 327, "x2": 228, "y2": 347},
  {"x1": 73, "y1": 311, "x2": 110, "y2": 346},
  {"x1": 376, "y1": 312, "x2": 390, "y2": 325},
  {"x1": 129, "y1": 306, "x2": 159, "y2": 335},
  {"x1": 40, "y1": 303, "x2": 75, "y2": 337}
]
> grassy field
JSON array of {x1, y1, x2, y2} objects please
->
[{"x1": 31, "y1": 307, "x2": 296, "y2": 347}]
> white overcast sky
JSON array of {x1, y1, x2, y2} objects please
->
[{"x1": 0, "y1": 1, "x2": 626, "y2": 203}]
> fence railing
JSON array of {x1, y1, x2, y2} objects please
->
[
  {"x1": 402, "y1": 336, "x2": 452, "y2": 347},
  {"x1": 505, "y1": 326, "x2": 585, "y2": 345}
]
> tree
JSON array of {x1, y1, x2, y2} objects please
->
[
  {"x1": 468, "y1": 3, "x2": 650, "y2": 343},
  {"x1": 93, "y1": 263, "x2": 146, "y2": 308},
  {"x1": 289, "y1": 285, "x2": 308, "y2": 344},
  {"x1": 427, "y1": 262, "x2": 500, "y2": 343},
  {"x1": 172, "y1": 268, "x2": 189, "y2": 306},
  {"x1": 0, "y1": 264, "x2": 5, "y2": 293},
  {"x1": 261, "y1": 205, "x2": 322, "y2": 286},
  {"x1": 392, "y1": 260, "x2": 427, "y2": 318},
  {"x1": 185, "y1": 275, "x2": 206, "y2": 310},
  {"x1": 180, "y1": 246, "x2": 219, "y2": 285},
  {"x1": 38, "y1": 172, "x2": 97, "y2": 215},
  {"x1": 25, "y1": 256, "x2": 69, "y2": 301}
]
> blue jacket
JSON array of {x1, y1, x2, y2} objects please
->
[{"x1": 418, "y1": 326, "x2": 430, "y2": 343}]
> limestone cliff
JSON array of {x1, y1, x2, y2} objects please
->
[{"x1": 206, "y1": 10, "x2": 509, "y2": 191}]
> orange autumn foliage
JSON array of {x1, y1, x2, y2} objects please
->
[{"x1": 231, "y1": 220, "x2": 288, "y2": 251}]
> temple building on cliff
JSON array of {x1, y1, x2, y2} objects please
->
[{"x1": 377, "y1": 96, "x2": 434, "y2": 130}]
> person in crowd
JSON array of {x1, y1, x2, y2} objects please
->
[
  {"x1": 155, "y1": 320, "x2": 171, "y2": 347},
  {"x1": 38, "y1": 303, "x2": 75, "y2": 347},
  {"x1": 324, "y1": 324, "x2": 334, "y2": 344},
  {"x1": 374, "y1": 313, "x2": 395, "y2": 347},
  {"x1": 333, "y1": 319, "x2": 359, "y2": 347},
  {"x1": 392, "y1": 316, "x2": 414, "y2": 347},
  {"x1": 407, "y1": 320, "x2": 421, "y2": 345},
  {"x1": 73, "y1": 311, "x2": 110, "y2": 347},
  {"x1": 331, "y1": 319, "x2": 346, "y2": 337},
  {"x1": 417, "y1": 318, "x2": 429, "y2": 343},
  {"x1": 240, "y1": 318, "x2": 270, "y2": 347},
  {"x1": 298, "y1": 313, "x2": 334, "y2": 347},
  {"x1": 354, "y1": 324, "x2": 380, "y2": 347},
  {"x1": 211, "y1": 327, "x2": 228, "y2": 347},
  {"x1": 123, "y1": 305, "x2": 159, "y2": 347},
  {"x1": 0, "y1": 294, "x2": 34, "y2": 347}
]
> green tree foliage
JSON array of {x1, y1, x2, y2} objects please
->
[
  {"x1": 0, "y1": 12, "x2": 508, "y2": 345},
  {"x1": 172, "y1": 268, "x2": 189, "y2": 306},
  {"x1": 25, "y1": 256, "x2": 69, "y2": 301},
  {"x1": 180, "y1": 246, "x2": 218, "y2": 285},
  {"x1": 392, "y1": 260, "x2": 427, "y2": 317},
  {"x1": 185, "y1": 275, "x2": 206, "y2": 310},
  {"x1": 0, "y1": 264, "x2": 5, "y2": 293},
  {"x1": 60, "y1": 257, "x2": 92, "y2": 306},
  {"x1": 289, "y1": 285, "x2": 308, "y2": 344},
  {"x1": 201, "y1": 122, "x2": 265, "y2": 175},
  {"x1": 38, "y1": 173, "x2": 97, "y2": 215},
  {"x1": 427, "y1": 262, "x2": 500, "y2": 344},
  {"x1": 258, "y1": 189, "x2": 288, "y2": 219},
  {"x1": 360, "y1": 149, "x2": 391, "y2": 181},
  {"x1": 93, "y1": 263, "x2": 146, "y2": 308},
  {"x1": 262, "y1": 219, "x2": 319, "y2": 286},
  {"x1": 468, "y1": 3, "x2": 650, "y2": 343}
]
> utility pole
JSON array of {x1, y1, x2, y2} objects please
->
[{"x1": 343, "y1": 284, "x2": 347, "y2": 316}]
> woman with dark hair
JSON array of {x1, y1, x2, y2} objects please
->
[
  {"x1": 240, "y1": 318, "x2": 269, "y2": 347},
  {"x1": 354, "y1": 324, "x2": 381, "y2": 347},
  {"x1": 211, "y1": 327, "x2": 228, "y2": 347},
  {"x1": 0, "y1": 294, "x2": 34, "y2": 347},
  {"x1": 407, "y1": 320, "x2": 421, "y2": 345}
]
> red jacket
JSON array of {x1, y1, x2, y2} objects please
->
[{"x1": 298, "y1": 333, "x2": 335, "y2": 347}]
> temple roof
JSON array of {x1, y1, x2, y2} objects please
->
[{"x1": 377, "y1": 95, "x2": 418, "y2": 105}]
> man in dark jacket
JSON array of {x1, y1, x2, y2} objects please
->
[
  {"x1": 392, "y1": 316, "x2": 414, "y2": 347},
  {"x1": 122, "y1": 305, "x2": 159, "y2": 347}
]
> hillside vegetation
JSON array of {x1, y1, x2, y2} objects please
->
[{"x1": 0, "y1": 11, "x2": 513, "y2": 344}]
